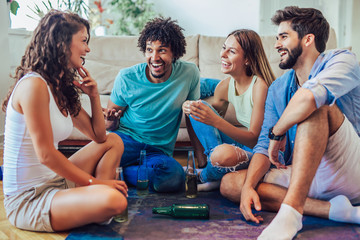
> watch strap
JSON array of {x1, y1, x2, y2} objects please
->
[{"x1": 268, "y1": 126, "x2": 286, "y2": 141}]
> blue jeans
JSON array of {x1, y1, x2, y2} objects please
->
[
  {"x1": 113, "y1": 132, "x2": 185, "y2": 193},
  {"x1": 189, "y1": 101, "x2": 253, "y2": 182},
  {"x1": 200, "y1": 78, "x2": 221, "y2": 99}
]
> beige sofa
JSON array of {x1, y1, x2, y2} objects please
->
[{"x1": 58, "y1": 30, "x2": 337, "y2": 154}]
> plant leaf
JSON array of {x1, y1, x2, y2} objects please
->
[{"x1": 10, "y1": 1, "x2": 20, "y2": 15}]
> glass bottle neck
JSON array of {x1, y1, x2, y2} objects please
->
[
  {"x1": 186, "y1": 151, "x2": 196, "y2": 174},
  {"x1": 140, "y1": 150, "x2": 147, "y2": 166},
  {"x1": 152, "y1": 206, "x2": 172, "y2": 215}
]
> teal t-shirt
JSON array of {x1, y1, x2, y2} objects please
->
[{"x1": 110, "y1": 60, "x2": 200, "y2": 156}]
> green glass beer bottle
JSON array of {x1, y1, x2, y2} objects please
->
[{"x1": 152, "y1": 204, "x2": 209, "y2": 219}]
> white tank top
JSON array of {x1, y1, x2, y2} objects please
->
[
  {"x1": 3, "y1": 72, "x2": 73, "y2": 195},
  {"x1": 227, "y1": 75, "x2": 257, "y2": 129}
]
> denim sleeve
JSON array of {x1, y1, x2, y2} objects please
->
[
  {"x1": 110, "y1": 70, "x2": 127, "y2": 107},
  {"x1": 302, "y1": 51, "x2": 360, "y2": 108},
  {"x1": 253, "y1": 85, "x2": 280, "y2": 157}
]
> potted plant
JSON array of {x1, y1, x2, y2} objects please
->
[
  {"x1": 27, "y1": 0, "x2": 91, "y2": 20},
  {"x1": 106, "y1": 0, "x2": 156, "y2": 36}
]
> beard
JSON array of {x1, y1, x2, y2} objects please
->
[
  {"x1": 150, "y1": 71, "x2": 165, "y2": 79},
  {"x1": 279, "y1": 44, "x2": 303, "y2": 69},
  {"x1": 148, "y1": 60, "x2": 167, "y2": 79}
]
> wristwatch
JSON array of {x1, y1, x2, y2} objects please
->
[{"x1": 268, "y1": 126, "x2": 286, "y2": 141}]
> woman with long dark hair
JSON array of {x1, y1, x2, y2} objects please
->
[{"x1": 2, "y1": 10, "x2": 127, "y2": 232}]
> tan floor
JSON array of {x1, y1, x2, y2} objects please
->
[{"x1": 0, "y1": 149, "x2": 188, "y2": 240}]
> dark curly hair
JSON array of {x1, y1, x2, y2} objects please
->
[
  {"x1": 137, "y1": 17, "x2": 186, "y2": 62},
  {"x1": 271, "y1": 6, "x2": 329, "y2": 53},
  {"x1": 2, "y1": 10, "x2": 90, "y2": 116}
]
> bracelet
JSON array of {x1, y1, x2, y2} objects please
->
[{"x1": 88, "y1": 177, "x2": 93, "y2": 185}]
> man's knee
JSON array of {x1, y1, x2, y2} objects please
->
[
  {"x1": 220, "y1": 170, "x2": 246, "y2": 202},
  {"x1": 153, "y1": 165, "x2": 185, "y2": 193}
]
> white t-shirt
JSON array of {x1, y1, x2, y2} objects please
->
[{"x1": 3, "y1": 72, "x2": 73, "y2": 195}]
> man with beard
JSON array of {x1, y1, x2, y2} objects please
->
[
  {"x1": 104, "y1": 17, "x2": 200, "y2": 193},
  {"x1": 219, "y1": 6, "x2": 360, "y2": 239}
]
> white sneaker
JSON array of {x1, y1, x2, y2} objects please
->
[{"x1": 198, "y1": 181, "x2": 220, "y2": 192}]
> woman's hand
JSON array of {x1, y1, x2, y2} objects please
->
[
  {"x1": 190, "y1": 101, "x2": 222, "y2": 127},
  {"x1": 96, "y1": 179, "x2": 128, "y2": 197},
  {"x1": 73, "y1": 66, "x2": 99, "y2": 98},
  {"x1": 182, "y1": 100, "x2": 194, "y2": 115}
]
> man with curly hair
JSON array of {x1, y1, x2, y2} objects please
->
[{"x1": 104, "y1": 17, "x2": 200, "y2": 193}]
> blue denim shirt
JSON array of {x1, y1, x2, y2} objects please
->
[{"x1": 254, "y1": 49, "x2": 360, "y2": 165}]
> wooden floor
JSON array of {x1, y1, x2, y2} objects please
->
[{"x1": 0, "y1": 149, "x2": 188, "y2": 240}]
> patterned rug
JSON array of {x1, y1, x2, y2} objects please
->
[{"x1": 66, "y1": 188, "x2": 360, "y2": 240}]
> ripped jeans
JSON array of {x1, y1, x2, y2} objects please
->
[{"x1": 189, "y1": 101, "x2": 253, "y2": 183}]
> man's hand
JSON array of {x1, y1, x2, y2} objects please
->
[
  {"x1": 103, "y1": 108, "x2": 122, "y2": 130},
  {"x1": 268, "y1": 136, "x2": 287, "y2": 169},
  {"x1": 240, "y1": 186, "x2": 263, "y2": 224}
]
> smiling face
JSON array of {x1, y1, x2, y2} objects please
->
[
  {"x1": 69, "y1": 26, "x2": 90, "y2": 69},
  {"x1": 220, "y1": 35, "x2": 248, "y2": 76},
  {"x1": 275, "y1": 21, "x2": 303, "y2": 70},
  {"x1": 145, "y1": 40, "x2": 174, "y2": 83}
]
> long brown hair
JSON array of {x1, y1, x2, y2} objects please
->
[
  {"x1": 228, "y1": 29, "x2": 275, "y2": 87},
  {"x1": 2, "y1": 10, "x2": 90, "y2": 116}
]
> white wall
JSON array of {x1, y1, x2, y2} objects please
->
[
  {"x1": 150, "y1": 0, "x2": 358, "y2": 57},
  {"x1": 151, "y1": 0, "x2": 261, "y2": 37},
  {"x1": 351, "y1": 0, "x2": 360, "y2": 58},
  {"x1": 0, "y1": 2, "x2": 12, "y2": 148},
  {"x1": 259, "y1": 0, "x2": 350, "y2": 45}
]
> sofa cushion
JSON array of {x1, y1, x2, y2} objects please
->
[
  {"x1": 87, "y1": 36, "x2": 144, "y2": 65},
  {"x1": 84, "y1": 60, "x2": 120, "y2": 94},
  {"x1": 198, "y1": 35, "x2": 227, "y2": 80},
  {"x1": 85, "y1": 35, "x2": 200, "y2": 94},
  {"x1": 182, "y1": 34, "x2": 199, "y2": 66}
]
